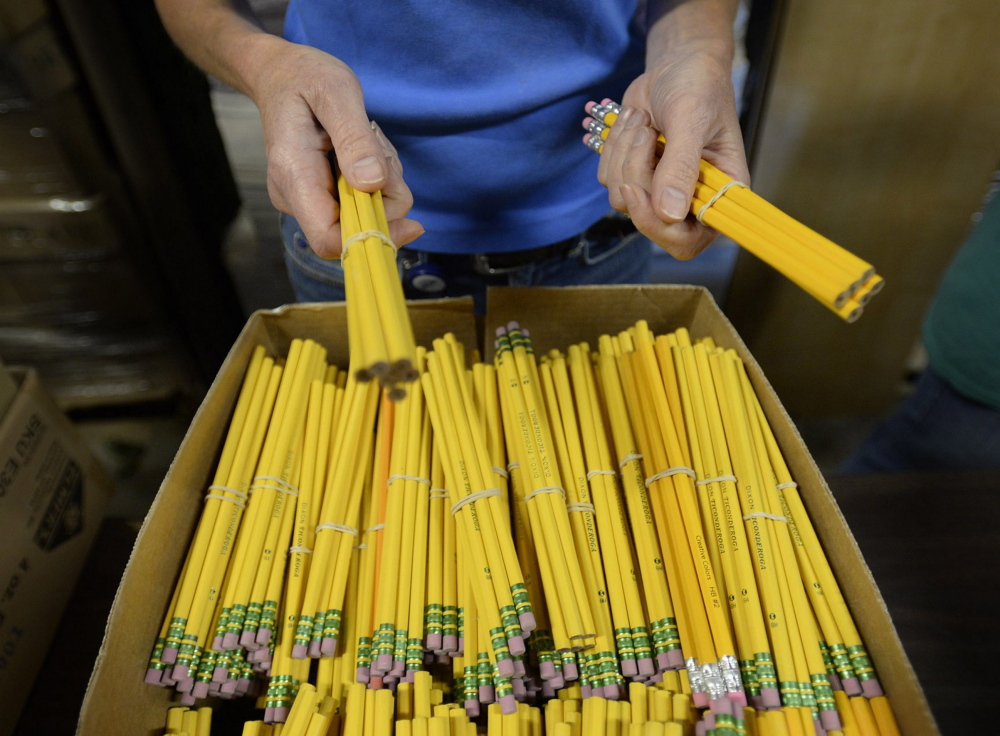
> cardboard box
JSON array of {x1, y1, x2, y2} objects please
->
[
  {"x1": 77, "y1": 287, "x2": 937, "y2": 735},
  {"x1": 0, "y1": 368, "x2": 114, "y2": 736},
  {"x1": 0, "y1": 358, "x2": 15, "y2": 419}
]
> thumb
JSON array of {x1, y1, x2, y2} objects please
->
[
  {"x1": 313, "y1": 75, "x2": 387, "y2": 193},
  {"x1": 650, "y1": 112, "x2": 702, "y2": 224}
]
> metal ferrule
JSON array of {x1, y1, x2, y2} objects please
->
[
  {"x1": 606, "y1": 101, "x2": 622, "y2": 114},
  {"x1": 685, "y1": 657, "x2": 707, "y2": 693},
  {"x1": 590, "y1": 104, "x2": 608, "y2": 122},
  {"x1": 702, "y1": 661, "x2": 726, "y2": 701},
  {"x1": 587, "y1": 119, "x2": 607, "y2": 136},
  {"x1": 585, "y1": 135, "x2": 604, "y2": 153},
  {"x1": 719, "y1": 655, "x2": 743, "y2": 693}
]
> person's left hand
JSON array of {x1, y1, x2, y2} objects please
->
[{"x1": 594, "y1": 46, "x2": 750, "y2": 260}]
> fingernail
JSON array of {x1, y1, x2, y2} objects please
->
[
  {"x1": 618, "y1": 107, "x2": 634, "y2": 125},
  {"x1": 659, "y1": 187, "x2": 690, "y2": 220},
  {"x1": 632, "y1": 127, "x2": 651, "y2": 147},
  {"x1": 401, "y1": 227, "x2": 425, "y2": 247},
  {"x1": 352, "y1": 156, "x2": 384, "y2": 184}
]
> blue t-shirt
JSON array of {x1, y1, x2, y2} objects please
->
[{"x1": 284, "y1": 1, "x2": 645, "y2": 253}]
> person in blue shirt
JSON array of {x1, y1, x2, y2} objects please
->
[{"x1": 154, "y1": 0, "x2": 750, "y2": 311}]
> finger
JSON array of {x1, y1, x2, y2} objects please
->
[
  {"x1": 310, "y1": 71, "x2": 388, "y2": 192},
  {"x1": 596, "y1": 105, "x2": 635, "y2": 188},
  {"x1": 603, "y1": 108, "x2": 648, "y2": 211},
  {"x1": 619, "y1": 123, "x2": 659, "y2": 197},
  {"x1": 619, "y1": 183, "x2": 716, "y2": 260},
  {"x1": 377, "y1": 145, "x2": 415, "y2": 223},
  {"x1": 650, "y1": 98, "x2": 704, "y2": 224},
  {"x1": 272, "y1": 147, "x2": 344, "y2": 258},
  {"x1": 388, "y1": 217, "x2": 425, "y2": 248}
]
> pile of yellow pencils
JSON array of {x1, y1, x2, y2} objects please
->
[
  {"x1": 144, "y1": 320, "x2": 901, "y2": 736},
  {"x1": 582, "y1": 101, "x2": 883, "y2": 323}
]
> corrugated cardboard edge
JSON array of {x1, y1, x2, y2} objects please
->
[
  {"x1": 77, "y1": 298, "x2": 475, "y2": 735},
  {"x1": 486, "y1": 285, "x2": 938, "y2": 736}
]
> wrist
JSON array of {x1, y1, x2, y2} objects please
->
[{"x1": 646, "y1": 0, "x2": 737, "y2": 68}]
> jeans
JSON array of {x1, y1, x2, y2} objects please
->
[
  {"x1": 841, "y1": 368, "x2": 1000, "y2": 473},
  {"x1": 280, "y1": 213, "x2": 652, "y2": 315}
]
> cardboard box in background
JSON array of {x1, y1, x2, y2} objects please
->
[
  {"x1": 0, "y1": 358, "x2": 15, "y2": 419},
  {"x1": 77, "y1": 287, "x2": 938, "y2": 735},
  {"x1": 0, "y1": 367, "x2": 114, "y2": 736}
]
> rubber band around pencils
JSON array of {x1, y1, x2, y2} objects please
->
[
  {"x1": 252, "y1": 475, "x2": 296, "y2": 490},
  {"x1": 506, "y1": 462, "x2": 520, "y2": 472},
  {"x1": 450, "y1": 488, "x2": 501, "y2": 515},
  {"x1": 695, "y1": 474, "x2": 738, "y2": 486},
  {"x1": 492, "y1": 466, "x2": 509, "y2": 479},
  {"x1": 207, "y1": 484, "x2": 249, "y2": 501},
  {"x1": 775, "y1": 481, "x2": 798, "y2": 490},
  {"x1": 429, "y1": 489, "x2": 451, "y2": 500},
  {"x1": 586, "y1": 469, "x2": 616, "y2": 480},
  {"x1": 365, "y1": 524, "x2": 385, "y2": 534},
  {"x1": 695, "y1": 180, "x2": 750, "y2": 224},
  {"x1": 566, "y1": 503, "x2": 596, "y2": 514},
  {"x1": 316, "y1": 522, "x2": 359, "y2": 536},
  {"x1": 644, "y1": 466, "x2": 697, "y2": 487},
  {"x1": 353, "y1": 543, "x2": 368, "y2": 550},
  {"x1": 618, "y1": 453, "x2": 643, "y2": 468},
  {"x1": 250, "y1": 482, "x2": 299, "y2": 497},
  {"x1": 288, "y1": 546, "x2": 313, "y2": 555},
  {"x1": 743, "y1": 511, "x2": 788, "y2": 523},
  {"x1": 387, "y1": 474, "x2": 431, "y2": 487},
  {"x1": 342, "y1": 229, "x2": 395, "y2": 255},
  {"x1": 524, "y1": 485, "x2": 566, "y2": 502},
  {"x1": 205, "y1": 493, "x2": 245, "y2": 509}
]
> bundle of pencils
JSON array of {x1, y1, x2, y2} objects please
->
[
  {"x1": 145, "y1": 321, "x2": 902, "y2": 736},
  {"x1": 582, "y1": 101, "x2": 883, "y2": 323},
  {"x1": 338, "y1": 175, "x2": 418, "y2": 398}
]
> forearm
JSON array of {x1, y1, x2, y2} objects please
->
[
  {"x1": 646, "y1": 0, "x2": 739, "y2": 66},
  {"x1": 154, "y1": 0, "x2": 285, "y2": 98}
]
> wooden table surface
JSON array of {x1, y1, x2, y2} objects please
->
[{"x1": 13, "y1": 472, "x2": 999, "y2": 735}]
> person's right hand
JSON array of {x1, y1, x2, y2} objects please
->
[{"x1": 247, "y1": 40, "x2": 424, "y2": 258}]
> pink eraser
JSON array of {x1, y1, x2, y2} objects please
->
[
  {"x1": 161, "y1": 647, "x2": 178, "y2": 665},
  {"x1": 403, "y1": 670, "x2": 416, "y2": 684},
  {"x1": 637, "y1": 657, "x2": 655, "y2": 677},
  {"x1": 861, "y1": 678, "x2": 884, "y2": 698},
  {"x1": 263, "y1": 707, "x2": 275, "y2": 724},
  {"x1": 512, "y1": 678, "x2": 526, "y2": 699},
  {"x1": 495, "y1": 327, "x2": 507, "y2": 337},
  {"x1": 508, "y1": 635, "x2": 526, "y2": 656},
  {"x1": 513, "y1": 658, "x2": 526, "y2": 678},
  {"x1": 144, "y1": 668, "x2": 164, "y2": 686},
  {"x1": 436, "y1": 653, "x2": 450, "y2": 665},
  {"x1": 273, "y1": 706, "x2": 289, "y2": 723},
  {"x1": 549, "y1": 674, "x2": 565, "y2": 690},
  {"x1": 580, "y1": 684, "x2": 592, "y2": 699},
  {"x1": 291, "y1": 644, "x2": 308, "y2": 659},
  {"x1": 212, "y1": 636, "x2": 224, "y2": 652},
  {"x1": 212, "y1": 666, "x2": 229, "y2": 684},
  {"x1": 497, "y1": 658, "x2": 515, "y2": 678},
  {"x1": 391, "y1": 660, "x2": 405, "y2": 677},
  {"x1": 238, "y1": 630, "x2": 254, "y2": 649},
  {"x1": 828, "y1": 672, "x2": 843, "y2": 691},
  {"x1": 621, "y1": 659, "x2": 638, "y2": 678},
  {"x1": 180, "y1": 692, "x2": 197, "y2": 707},
  {"x1": 465, "y1": 700, "x2": 480, "y2": 718},
  {"x1": 541, "y1": 682, "x2": 556, "y2": 699},
  {"x1": 692, "y1": 691, "x2": 710, "y2": 708},
  {"x1": 221, "y1": 633, "x2": 239, "y2": 650},
  {"x1": 479, "y1": 685, "x2": 495, "y2": 703},
  {"x1": 696, "y1": 719, "x2": 708, "y2": 736},
  {"x1": 426, "y1": 633, "x2": 443, "y2": 651},
  {"x1": 370, "y1": 675, "x2": 384, "y2": 689},
  {"x1": 457, "y1": 636, "x2": 465, "y2": 656},
  {"x1": 251, "y1": 647, "x2": 270, "y2": 663},
  {"x1": 519, "y1": 612, "x2": 536, "y2": 634},
  {"x1": 192, "y1": 681, "x2": 210, "y2": 700},
  {"x1": 648, "y1": 673, "x2": 663, "y2": 684},
  {"x1": 842, "y1": 677, "x2": 862, "y2": 696},
  {"x1": 709, "y1": 697, "x2": 733, "y2": 716},
  {"x1": 604, "y1": 683, "x2": 622, "y2": 700},
  {"x1": 563, "y1": 661, "x2": 579, "y2": 681},
  {"x1": 357, "y1": 667, "x2": 371, "y2": 683},
  {"x1": 727, "y1": 690, "x2": 748, "y2": 708},
  {"x1": 507, "y1": 321, "x2": 520, "y2": 331},
  {"x1": 375, "y1": 653, "x2": 393, "y2": 674},
  {"x1": 235, "y1": 677, "x2": 252, "y2": 696},
  {"x1": 813, "y1": 722, "x2": 827, "y2": 736},
  {"x1": 750, "y1": 694, "x2": 764, "y2": 709},
  {"x1": 820, "y1": 710, "x2": 842, "y2": 732},
  {"x1": 307, "y1": 641, "x2": 322, "y2": 659},
  {"x1": 175, "y1": 677, "x2": 194, "y2": 694},
  {"x1": 601, "y1": 98, "x2": 613, "y2": 106},
  {"x1": 585, "y1": 101, "x2": 597, "y2": 114},
  {"x1": 321, "y1": 637, "x2": 338, "y2": 657},
  {"x1": 442, "y1": 634, "x2": 458, "y2": 652},
  {"x1": 208, "y1": 682, "x2": 221, "y2": 696},
  {"x1": 499, "y1": 694, "x2": 518, "y2": 715},
  {"x1": 255, "y1": 628, "x2": 272, "y2": 647},
  {"x1": 540, "y1": 661, "x2": 556, "y2": 680},
  {"x1": 667, "y1": 650, "x2": 685, "y2": 670},
  {"x1": 703, "y1": 713, "x2": 716, "y2": 730},
  {"x1": 760, "y1": 687, "x2": 781, "y2": 709},
  {"x1": 220, "y1": 679, "x2": 238, "y2": 695}
]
